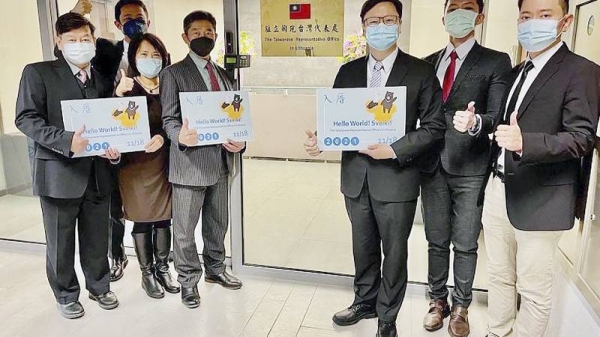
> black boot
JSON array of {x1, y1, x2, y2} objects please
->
[
  {"x1": 132, "y1": 232, "x2": 165, "y2": 299},
  {"x1": 153, "y1": 227, "x2": 180, "y2": 294}
]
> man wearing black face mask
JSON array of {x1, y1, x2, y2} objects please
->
[
  {"x1": 71, "y1": 0, "x2": 151, "y2": 283},
  {"x1": 160, "y1": 10, "x2": 246, "y2": 309}
]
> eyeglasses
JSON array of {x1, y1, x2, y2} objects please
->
[{"x1": 363, "y1": 15, "x2": 400, "y2": 27}]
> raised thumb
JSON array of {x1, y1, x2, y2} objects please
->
[
  {"x1": 76, "y1": 124, "x2": 86, "y2": 136},
  {"x1": 510, "y1": 111, "x2": 518, "y2": 126},
  {"x1": 467, "y1": 101, "x2": 476, "y2": 114},
  {"x1": 120, "y1": 69, "x2": 127, "y2": 79},
  {"x1": 305, "y1": 130, "x2": 315, "y2": 139},
  {"x1": 183, "y1": 118, "x2": 189, "y2": 129}
]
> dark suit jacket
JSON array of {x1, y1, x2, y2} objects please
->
[
  {"x1": 160, "y1": 55, "x2": 238, "y2": 187},
  {"x1": 422, "y1": 42, "x2": 512, "y2": 176},
  {"x1": 481, "y1": 44, "x2": 600, "y2": 231},
  {"x1": 15, "y1": 56, "x2": 114, "y2": 199},
  {"x1": 334, "y1": 49, "x2": 446, "y2": 202},
  {"x1": 54, "y1": 38, "x2": 124, "y2": 86}
]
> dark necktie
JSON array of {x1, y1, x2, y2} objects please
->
[
  {"x1": 442, "y1": 51, "x2": 458, "y2": 102},
  {"x1": 504, "y1": 61, "x2": 534, "y2": 123},
  {"x1": 205, "y1": 62, "x2": 221, "y2": 92}
]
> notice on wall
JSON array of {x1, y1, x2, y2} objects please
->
[{"x1": 260, "y1": 0, "x2": 344, "y2": 57}]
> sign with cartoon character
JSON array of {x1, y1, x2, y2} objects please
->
[
  {"x1": 61, "y1": 96, "x2": 151, "y2": 158},
  {"x1": 179, "y1": 90, "x2": 254, "y2": 146},
  {"x1": 317, "y1": 87, "x2": 407, "y2": 151}
]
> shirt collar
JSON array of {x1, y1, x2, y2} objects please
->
[
  {"x1": 189, "y1": 51, "x2": 212, "y2": 69},
  {"x1": 123, "y1": 40, "x2": 129, "y2": 55},
  {"x1": 526, "y1": 42, "x2": 563, "y2": 71},
  {"x1": 368, "y1": 48, "x2": 399, "y2": 73},
  {"x1": 443, "y1": 37, "x2": 476, "y2": 61},
  {"x1": 65, "y1": 58, "x2": 92, "y2": 77}
]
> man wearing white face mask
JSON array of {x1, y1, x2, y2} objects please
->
[
  {"x1": 419, "y1": 1, "x2": 512, "y2": 336},
  {"x1": 15, "y1": 13, "x2": 121, "y2": 319},
  {"x1": 481, "y1": 0, "x2": 600, "y2": 336},
  {"x1": 303, "y1": 1, "x2": 445, "y2": 336}
]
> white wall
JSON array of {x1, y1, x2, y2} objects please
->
[
  {"x1": 408, "y1": 0, "x2": 448, "y2": 57},
  {"x1": 484, "y1": 0, "x2": 520, "y2": 64},
  {"x1": 0, "y1": 0, "x2": 44, "y2": 135}
]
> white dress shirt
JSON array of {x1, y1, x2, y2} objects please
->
[
  {"x1": 436, "y1": 37, "x2": 476, "y2": 85},
  {"x1": 65, "y1": 58, "x2": 92, "y2": 80},
  {"x1": 367, "y1": 48, "x2": 399, "y2": 87},
  {"x1": 497, "y1": 42, "x2": 564, "y2": 173},
  {"x1": 115, "y1": 40, "x2": 130, "y2": 83}
]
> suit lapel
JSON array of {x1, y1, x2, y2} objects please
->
[
  {"x1": 183, "y1": 55, "x2": 209, "y2": 91},
  {"x1": 447, "y1": 43, "x2": 483, "y2": 102},
  {"x1": 385, "y1": 49, "x2": 409, "y2": 87},
  {"x1": 54, "y1": 57, "x2": 86, "y2": 99},
  {"x1": 517, "y1": 44, "x2": 568, "y2": 119},
  {"x1": 356, "y1": 56, "x2": 368, "y2": 88},
  {"x1": 433, "y1": 49, "x2": 445, "y2": 71}
]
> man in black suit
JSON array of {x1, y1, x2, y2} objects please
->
[
  {"x1": 304, "y1": 1, "x2": 445, "y2": 336},
  {"x1": 419, "y1": 1, "x2": 512, "y2": 336},
  {"x1": 71, "y1": 0, "x2": 152, "y2": 282},
  {"x1": 15, "y1": 13, "x2": 121, "y2": 319},
  {"x1": 479, "y1": 0, "x2": 600, "y2": 336}
]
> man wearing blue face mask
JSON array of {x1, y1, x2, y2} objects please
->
[
  {"x1": 419, "y1": 1, "x2": 512, "y2": 336},
  {"x1": 481, "y1": 0, "x2": 600, "y2": 336},
  {"x1": 71, "y1": 0, "x2": 152, "y2": 283},
  {"x1": 304, "y1": 1, "x2": 445, "y2": 336}
]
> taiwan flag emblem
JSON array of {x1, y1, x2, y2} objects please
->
[{"x1": 289, "y1": 4, "x2": 311, "y2": 20}]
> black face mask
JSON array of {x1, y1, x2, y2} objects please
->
[{"x1": 190, "y1": 36, "x2": 215, "y2": 57}]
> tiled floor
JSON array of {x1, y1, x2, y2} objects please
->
[{"x1": 0, "y1": 244, "x2": 489, "y2": 337}]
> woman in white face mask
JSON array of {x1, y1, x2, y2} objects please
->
[{"x1": 114, "y1": 33, "x2": 180, "y2": 299}]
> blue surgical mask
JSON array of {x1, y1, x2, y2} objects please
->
[
  {"x1": 366, "y1": 24, "x2": 399, "y2": 51},
  {"x1": 444, "y1": 9, "x2": 478, "y2": 39},
  {"x1": 123, "y1": 19, "x2": 148, "y2": 39},
  {"x1": 62, "y1": 42, "x2": 96, "y2": 65},
  {"x1": 136, "y1": 58, "x2": 162, "y2": 78},
  {"x1": 517, "y1": 19, "x2": 561, "y2": 53}
]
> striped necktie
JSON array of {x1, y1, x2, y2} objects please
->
[{"x1": 370, "y1": 62, "x2": 384, "y2": 88}]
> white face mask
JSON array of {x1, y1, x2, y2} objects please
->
[
  {"x1": 444, "y1": 9, "x2": 479, "y2": 39},
  {"x1": 62, "y1": 42, "x2": 96, "y2": 65}
]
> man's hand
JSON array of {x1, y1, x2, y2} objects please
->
[
  {"x1": 178, "y1": 118, "x2": 199, "y2": 147},
  {"x1": 71, "y1": 0, "x2": 93, "y2": 15},
  {"x1": 454, "y1": 101, "x2": 476, "y2": 133},
  {"x1": 101, "y1": 147, "x2": 121, "y2": 161},
  {"x1": 359, "y1": 144, "x2": 396, "y2": 160},
  {"x1": 115, "y1": 70, "x2": 134, "y2": 97},
  {"x1": 145, "y1": 135, "x2": 164, "y2": 153},
  {"x1": 70, "y1": 125, "x2": 89, "y2": 154},
  {"x1": 304, "y1": 130, "x2": 321, "y2": 156},
  {"x1": 495, "y1": 112, "x2": 523, "y2": 153},
  {"x1": 223, "y1": 139, "x2": 246, "y2": 153}
]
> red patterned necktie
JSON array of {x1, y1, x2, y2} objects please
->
[
  {"x1": 206, "y1": 62, "x2": 221, "y2": 92},
  {"x1": 442, "y1": 51, "x2": 458, "y2": 102}
]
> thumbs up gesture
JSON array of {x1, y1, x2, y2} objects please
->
[
  {"x1": 115, "y1": 69, "x2": 134, "y2": 97},
  {"x1": 304, "y1": 130, "x2": 321, "y2": 156},
  {"x1": 71, "y1": 0, "x2": 93, "y2": 15},
  {"x1": 70, "y1": 125, "x2": 89, "y2": 154},
  {"x1": 495, "y1": 111, "x2": 523, "y2": 153},
  {"x1": 178, "y1": 118, "x2": 199, "y2": 147},
  {"x1": 453, "y1": 101, "x2": 477, "y2": 133}
]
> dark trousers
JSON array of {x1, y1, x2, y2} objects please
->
[
  {"x1": 131, "y1": 220, "x2": 171, "y2": 234},
  {"x1": 420, "y1": 167, "x2": 484, "y2": 307},
  {"x1": 345, "y1": 181, "x2": 416, "y2": 324},
  {"x1": 172, "y1": 176, "x2": 229, "y2": 288},
  {"x1": 40, "y1": 176, "x2": 111, "y2": 304},
  {"x1": 109, "y1": 169, "x2": 125, "y2": 259}
]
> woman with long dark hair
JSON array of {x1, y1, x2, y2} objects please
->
[{"x1": 115, "y1": 33, "x2": 179, "y2": 298}]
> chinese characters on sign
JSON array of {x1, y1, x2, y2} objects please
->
[{"x1": 261, "y1": 0, "x2": 345, "y2": 57}]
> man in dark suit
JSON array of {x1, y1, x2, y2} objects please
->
[
  {"x1": 160, "y1": 10, "x2": 246, "y2": 309},
  {"x1": 304, "y1": 1, "x2": 445, "y2": 336},
  {"x1": 419, "y1": 1, "x2": 512, "y2": 336},
  {"x1": 15, "y1": 13, "x2": 121, "y2": 319},
  {"x1": 71, "y1": 0, "x2": 152, "y2": 282},
  {"x1": 479, "y1": 0, "x2": 600, "y2": 336}
]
